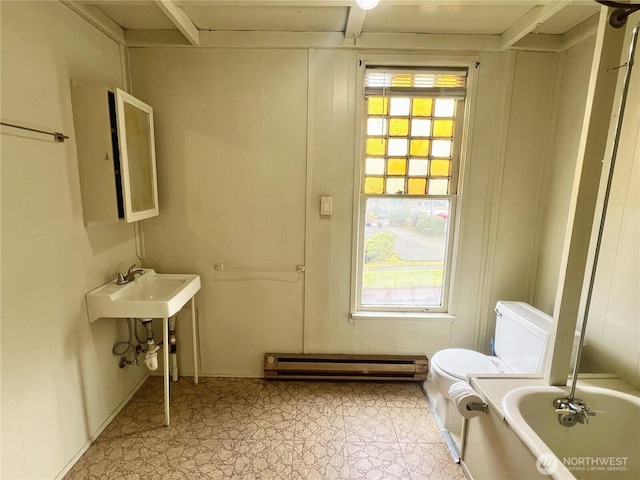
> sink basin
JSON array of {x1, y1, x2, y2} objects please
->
[{"x1": 86, "y1": 269, "x2": 201, "y2": 322}]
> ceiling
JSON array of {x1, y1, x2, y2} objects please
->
[{"x1": 62, "y1": 0, "x2": 604, "y2": 51}]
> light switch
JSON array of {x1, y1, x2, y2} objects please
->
[{"x1": 320, "y1": 196, "x2": 333, "y2": 216}]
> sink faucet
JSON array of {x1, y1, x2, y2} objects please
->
[{"x1": 115, "y1": 264, "x2": 145, "y2": 285}]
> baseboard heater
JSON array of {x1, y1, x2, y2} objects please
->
[{"x1": 264, "y1": 353, "x2": 428, "y2": 381}]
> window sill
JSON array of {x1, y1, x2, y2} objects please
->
[{"x1": 350, "y1": 311, "x2": 456, "y2": 322}]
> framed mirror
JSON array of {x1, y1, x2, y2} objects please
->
[{"x1": 116, "y1": 88, "x2": 159, "y2": 222}]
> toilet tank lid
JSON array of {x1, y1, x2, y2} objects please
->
[
  {"x1": 433, "y1": 348, "x2": 502, "y2": 379},
  {"x1": 496, "y1": 301, "x2": 553, "y2": 336}
]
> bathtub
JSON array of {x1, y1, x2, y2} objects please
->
[{"x1": 502, "y1": 386, "x2": 640, "y2": 480}]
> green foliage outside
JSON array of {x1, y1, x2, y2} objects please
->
[
  {"x1": 363, "y1": 267, "x2": 444, "y2": 289},
  {"x1": 364, "y1": 232, "x2": 396, "y2": 263}
]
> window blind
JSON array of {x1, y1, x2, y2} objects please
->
[{"x1": 364, "y1": 67, "x2": 467, "y2": 98}]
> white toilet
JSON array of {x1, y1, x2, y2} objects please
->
[{"x1": 429, "y1": 301, "x2": 579, "y2": 433}]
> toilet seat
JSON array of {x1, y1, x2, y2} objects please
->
[{"x1": 432, "y1": 348, "x2": 503, "y2": 379}]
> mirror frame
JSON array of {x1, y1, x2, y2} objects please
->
[{"x1": 116, "y1": 88, "x2": 159, "y2": 222}]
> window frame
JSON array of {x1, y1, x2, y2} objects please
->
[{"x1": 350, "y1": 55, "x2": 478, "y2": 318}]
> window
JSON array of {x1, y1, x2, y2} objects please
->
[{"x1": 354, "y1": 65, "x2": 468, "y2": 314}]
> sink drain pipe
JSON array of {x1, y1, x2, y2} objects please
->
[
  {"x1": 169, "y1": 316, "x2": 179, "y2": 382},
  {"x1": 141, "y1": 318, "x2": 160, "y2": 370},
  {"x1": 115, "y1": 317, "x2": 177, "y2": 377}
]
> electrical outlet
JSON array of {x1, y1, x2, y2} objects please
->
[{"x1": 320, "y1": 196, "x2": 333, "y2": 216}]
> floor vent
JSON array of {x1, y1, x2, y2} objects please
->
[{"x1": 263, "y1": 353, "x2": 429, "y2": 381}]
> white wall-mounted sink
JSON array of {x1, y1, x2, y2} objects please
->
[{"x1": 86, "y1": 269, "x2": 201, "y2": 322}]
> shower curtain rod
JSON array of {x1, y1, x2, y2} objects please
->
[{"x1": 0, "y1": 121, "x2": 69, "y2": 142}]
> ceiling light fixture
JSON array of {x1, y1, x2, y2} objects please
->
[{"x1": 356, "y1": 0, "x2": 380, "y2": 10}]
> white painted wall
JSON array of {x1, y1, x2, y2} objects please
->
[
  {"x1": 2, "y1": 2, "x2": 634, "y2": 476},
  {"x1": 534, "y1": 36, "x2": 597, "y2": 315},
  {"x1": 128, "y1": 48, "x2": 308, "y2": 376},
  {"x1": 580, "y1": 16, "x2": 640, "y2": 388},
  {"x1": 480, "y1": 50, "x2": 559, "y2": 351},
  {"x1": 130, "y1": 46, "x2": 564, "y2": 376},
  {"x1": 1, "y1": 3, "x2": 145, "y2": 478}
]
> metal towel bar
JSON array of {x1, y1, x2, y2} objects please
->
[{"x1": 1, "y1": 121, "x2": 69, "y2": 142}]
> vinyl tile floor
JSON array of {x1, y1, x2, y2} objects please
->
[{"x1": 65, "y1": 377, "x2": 466, "y2": 480}]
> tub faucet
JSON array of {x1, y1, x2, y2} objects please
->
[{"x1": 553, "y1": 397, "x2": 597, "y2": 426}]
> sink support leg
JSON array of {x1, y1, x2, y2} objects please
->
[
  {"x1": 163, "y1": 316, "x2": 170, "y2": 426},
  {"x1": 191, "y1": 297, "x2": 198, "y2": 386}
]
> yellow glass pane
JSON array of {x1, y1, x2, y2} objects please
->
[
  {"x1": 412, "y1": 98, "x2": 433, "y2": 117},
  {"x1": 368, "y1": 97, "x2": 389, "y2": 115},
  {"x1": 410, "y1": 139, "x2": 430, "y2": 157},
  {"x1": 433, "y1": 119, "x2": 454, "y2": 137},
  {"x1": 387, "y1": 158, "x2": 407, "y2": 176},
  {"x1": 366, "y1": 138, "x2": 386, "y2": 156},
  {"x1": 364, "y1": 177, "x2": 384, "y2": 194},
  {"x1": 408, "y1": 178, "x2": 427, "y2": 195},
  {"x1": 389, "y1": 118, "x2": 409, "y2": 136},
  {"x1": 430, "y1": 159, "x2": 450, "y2": 176}
]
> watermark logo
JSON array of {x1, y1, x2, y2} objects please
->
[
  {"x1": 564, "y1": 456, "x2": 629, "y2": 472},
  {"x1": 536, "y1": 455, "x2": 630, "y2": 476}
]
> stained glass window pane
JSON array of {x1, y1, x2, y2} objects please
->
[
  {"x1": 412, "y1": 98, "x2": 433, "y2": 117},
  {"x1": 367, "y1": 138, "x2": 386, "y2": 156},
  {"x1": 363, "y1": 91, "x2": 459, "y2": 198},
  {"x1": 368, "y1": 118, "x2": 387, "y2": 136},
  {"x1": 365, "y1": 157, "x2": 385, "y2": 175},
  {"x1": 428, "y1": 178, "x2": 449, "y2": 194},
  {"x1": 408, "y1": 178, "x2": 427, "y2": 195},
  {"x1": 434, "y1": 98, "x2": 455, "y2": 117},
  {"x1": 411, "y1": 119, "x2": 431, "y2": 137},
  {"x1": 387, "y1": 158, "x2": 407, "y2": 176},
  {"x1": 368, "y1": 97, "x2": 388, "y2": 115},
  {"x1": 410, "y1": 139, "x2": 430, "y2": 157},
  {"x1": 408, "y1": 158, "x2": 428, "y2": 176},
  {"x1": 365, "y1": 177, "x2": 384, "y2": 194},
  {"x1": 431, "y1": 139, "x2": 452, "y2": 157},
  {"x1": 388, "y1": 138, "x2": 408, "y2": 156},
  {"x1": 390, "y1": 98, "x2": 410, "y2": 116},
  {"x1": 430, "y1": 159, "x2": 450, "y2": 176},
  {"x1": 386, "y1": 178, "x2": 405, "y2": 194},
  {"x1": 433, "y1": 119, "x2": 454, "y2": 138},
  {"x1": 389, "y1": 118, "x2": 409, "y2": 136}
]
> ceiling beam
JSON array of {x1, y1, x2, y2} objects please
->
[
  {"x1": 500, "y1": 0, "x2": 572, "y2": 50},
  {"x1": 61, "y1": 1, "x2": 126, "y2": 45},
  {"x1": 561, "y1": 12, "x2": 599, "y2": 51},
  {"x1": 344, "y1": 6, "x2": 366, "y2": 40},
  {"x1": 153, "y1": 0, "x2": 200, "y2": 46},
  {"x1": 126, "y1": 29, "x2": 503, "y2": 51}
]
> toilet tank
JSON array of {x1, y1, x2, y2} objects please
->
[{"x1": 493, "y1": 301, "x2": 553, "y2": 374}]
